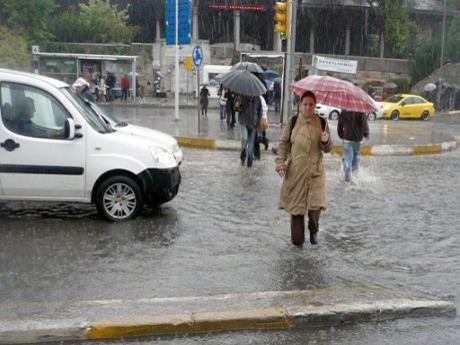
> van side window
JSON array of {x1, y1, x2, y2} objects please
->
[{"x1": 0, "y1": 82, "x2": 70, "y2": 140}]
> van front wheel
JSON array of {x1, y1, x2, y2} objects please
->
[{"x1": 96, "y1": 176, "x2": 143, "y2": 221}]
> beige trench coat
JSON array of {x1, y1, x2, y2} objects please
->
[{"x1": 275, "y1": 114, "x2": 332, "y2": 215}]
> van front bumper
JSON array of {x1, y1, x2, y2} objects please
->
[{"x1": 138, "y1": 166, "x2": 181, "y2": 204}]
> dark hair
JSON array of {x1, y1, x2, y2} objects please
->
[{"x1": 300, "y1": 90, "x2": 316, "y2": 103}]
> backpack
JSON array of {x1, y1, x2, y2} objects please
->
[{"x1": 289, "y1": 115, "x2": 298, "y2": 143}]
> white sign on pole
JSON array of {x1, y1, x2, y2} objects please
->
[{"x1": 315, "y1": 55, "x2": 358, "y2": 74}]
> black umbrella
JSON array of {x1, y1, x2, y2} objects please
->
[
  {"x1": 220, "y1": 70, "x2": 267, "y2": 96},
  {"x1": 231, "y1": 61, "x2": 265, "y2": 74}
]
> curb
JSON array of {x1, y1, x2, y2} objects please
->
[
  {"x1": 0, "y1": 297, "x2": 454, "y2": 344},
  {"x1": 176, "y1": 137, "x2": 458, "y2": 156}
]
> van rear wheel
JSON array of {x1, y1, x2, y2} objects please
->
[{"x1": 96, "y1": 176, "x2": 143, "y2": 221}]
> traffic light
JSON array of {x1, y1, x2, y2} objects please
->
[{"x1": 274, "y1": 1, "x2": 291, "y2": 40}]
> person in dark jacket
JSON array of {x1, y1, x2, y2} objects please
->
[
  {"x1": 238, "y1": 95, "x2": 262, "y2": 168},
  {"x1": 337, "y1": 110, "x2": 369, "y2": 182},
  {"x1": 200, "y1": 85, "x2": 210, "y2": 116}
]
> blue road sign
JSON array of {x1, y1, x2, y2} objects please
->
[
  {"x1": 165, "y1": 0, "x2": 191, "y2": 45},
  {"x1": 192, "y1": 45, "x2": 203, "y2": 68}
]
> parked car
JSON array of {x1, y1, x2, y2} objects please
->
[
  {"x1": 381, "y1": 94, "x2": 435, "y2": 121},
  {"x1": 317, "y1": 100, "x2": 383, "y2": 121},
  {"x1": 316, "y1": 103, "x2": 341, "y2": 120},
  {"x1": 0, "y1": 69, "x2": 181, "y2": 221},
  {"x1": 367, "y1": 99, "x2": 384, "y2": 121}
]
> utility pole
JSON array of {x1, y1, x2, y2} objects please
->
[
  {"x1": 281, "y1": 0, "x2": 297, "y2": 125},
  {"x1": 174, "y1": 0, "x2": 180, "y2": 121},
  {"x1": 437, "y1": 0, "x2": 447, "y2": 112}
]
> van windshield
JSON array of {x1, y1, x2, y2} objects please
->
[
  {"x1": 61, "y1": 87, "x2": 113, "y2": 133},
  {"x1": 90, "y1": 103, "x2": 128, "y2": 128}
]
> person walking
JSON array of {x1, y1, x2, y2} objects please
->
[
  {"x1": 200, "y1": 85, "x2": 210, "y2": 116},
  {"x1": 226, "y1": 91, "x2": 236, "y2": 129},
  {"x1": 274, "y1": 81, "x2": 281, "y2": 114},
  {"x1": 337, "y1": 110, "x2": 369, "y2": 182},
  {"x1": 238, "y1": 95, "x2": 262, "y2": 168},
  {"x1": 121, "y1": 74, "x2": 130, "y2": 102},
  {"x1": 98, "y1": 75, "x2": 108, "y2": 103},
  {"x1": 218, "y1": 85, "x2": 228, "y2": 120},
  {"x1": 106, "y1": 72, "x2": 116, "y2": 102},
  {"x1": 275, "y1": 90, "x2": 332, "y2": 246},
  {"x1": 254, "y1": 94, "x2": 269, "y2": 160}
]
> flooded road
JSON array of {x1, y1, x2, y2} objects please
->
[{"x1": 1, "y1": 148, "x2": 459, "y2": 344}]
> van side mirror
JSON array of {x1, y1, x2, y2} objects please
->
[{"x1": 65, "y1": 118, "x2": 83, "y2": 139}]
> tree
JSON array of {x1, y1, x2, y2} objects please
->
[
  {"x1": 0, "y1": 27, "x2": 30, "y2": 70},
  {"x1": 383, "y1": 0, "x2": 411, "y2": 57},
  {"x1": 3, "y1": 0, "x2": 55, "y2": 45},
  {"x1": 49, "y1": 0, "x2": 137, "y2": 43},
  {"x1": 446, "y1": 16, "x2": 460, "y2": 63}
]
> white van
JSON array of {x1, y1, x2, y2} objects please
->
[
  {"x1": 0, "y1": 69, "x2": 182, "y2": 221},
  {"x1": 202, "y1": 65, "x2": 231, "y2": 98}
]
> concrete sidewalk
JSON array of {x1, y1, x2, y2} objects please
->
[{"x1": 0, "y1": 287, "x2": 455, "y2": 344}]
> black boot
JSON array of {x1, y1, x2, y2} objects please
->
[
  {"x1": 291, "y1": 215, "x2": 305, "y2": 246},
  {"x1": 240, "y1": 148, "x2": 246, "y2": 166}
]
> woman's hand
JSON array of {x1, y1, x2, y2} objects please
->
[
  {"x1": 276, "y1": 167, "x2": 287, "y2": 177},
  {"x1": 320, "y1": 131, "x2": 329, "y2": 143}
]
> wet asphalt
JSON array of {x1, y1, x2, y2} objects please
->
[
  {"x1": 1, "y1": 106, "x2": 460, "y2": 344},
  {"x1": 1, "y1": 147, "x2": 460, "y2": 344}
]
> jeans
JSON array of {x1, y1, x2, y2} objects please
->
[
  {"x1": 240, "y1": 125, "x2": 256, "y2": 167},
  {"x1": 219, "y1": 105, "x2": 226, "y2": 119},
  {"x1": 121, "y1": 89, "x2": 128, "y2": 101},
  {"x1": 343, "y1": 141, "x2": 361, "y2": 181}
]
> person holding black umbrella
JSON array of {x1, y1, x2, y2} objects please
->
[{"x1": 238, "y1": 94, "x2": 262, "y2": 168}]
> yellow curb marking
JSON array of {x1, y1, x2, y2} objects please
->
[
  {"x1": 330, "y1": 146, "x2": 372, "y2": 156},
  {"x1": 176, "y1": 136, "x2": 216, "y2": 149},
  {"x1": 413, "y1": 145, "x2": 442, "y2": 155},
  {"x1": 360, "y1": 146, "x2": 372, "y2": 156},
  {"x1": 331, "y1": 146, "x2": 343, "y2": 155},
  {"x1": 88, "y1": 313, "x2": 193, "y2": 339},
  {"x1": 87, "y1": 308, "x2": 288, "y2": 340}
]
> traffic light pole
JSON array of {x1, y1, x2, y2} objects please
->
[
  {"x1": 174, "y1": 0, "x2": 180, "y2": 121},
  {"x1": 281, "y1": 0, "x2": 297, "y2": 126}
]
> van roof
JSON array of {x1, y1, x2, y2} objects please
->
[{"x1": 0, "y1": 69, "x2": 69, "y2": 88}]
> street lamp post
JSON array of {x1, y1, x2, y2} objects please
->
[{"x1": 437, "y1": 0, "x2": 447, "y2": 111}]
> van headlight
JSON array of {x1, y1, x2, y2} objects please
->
[{"x1": 150, "y1": 146, "x2": 176, "y2": 166}]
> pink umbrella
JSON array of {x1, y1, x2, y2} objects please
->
[{"x1": 290, "y1": 75, "x2": 377, "y2": 113}]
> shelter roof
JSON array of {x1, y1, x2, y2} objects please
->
[{"x1": 33, "y1": 52, "x2": 138, "y2": 61}]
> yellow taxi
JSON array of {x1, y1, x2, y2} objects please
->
[{"x1": 381, "y1": 94, "x2": 435, "y2": 121}]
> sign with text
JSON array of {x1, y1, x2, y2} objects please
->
[
  {"x1": 165, "y1": 0, "x2": 191, "y2": 45},
  {"x1": 315, "y1": 55, "x2": 358, "y2": 75}
]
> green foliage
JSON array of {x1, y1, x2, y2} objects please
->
[
  {"x1": 49, "y1": 0, "x2": 137, "y2": 43},
  {"x1": 411, "y1": 39, "x2": 440, "y2": 84},
  {"x1": 383, "y1": 0, "x2": 411, "y2": 57},
  {"x1": 388, "y1": 77, "x2": 410, "y2": 93},
  {"x1": 3, "y1": 0, "x2": 55, "y2": 45},
  {"x1": 446, "y1": 16, "x2": 460, "y2": 63},
  {"x1": 0, "y1": 27, "x2": 30, "y2": 70}
]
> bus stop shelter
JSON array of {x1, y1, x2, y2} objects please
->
[{"x1": 32, "y1": 52, "x2": 138, "y2": 97}]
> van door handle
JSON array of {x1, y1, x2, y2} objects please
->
[{"x1": 1, "y1": 139, "x2": 20, "y2": 151}]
